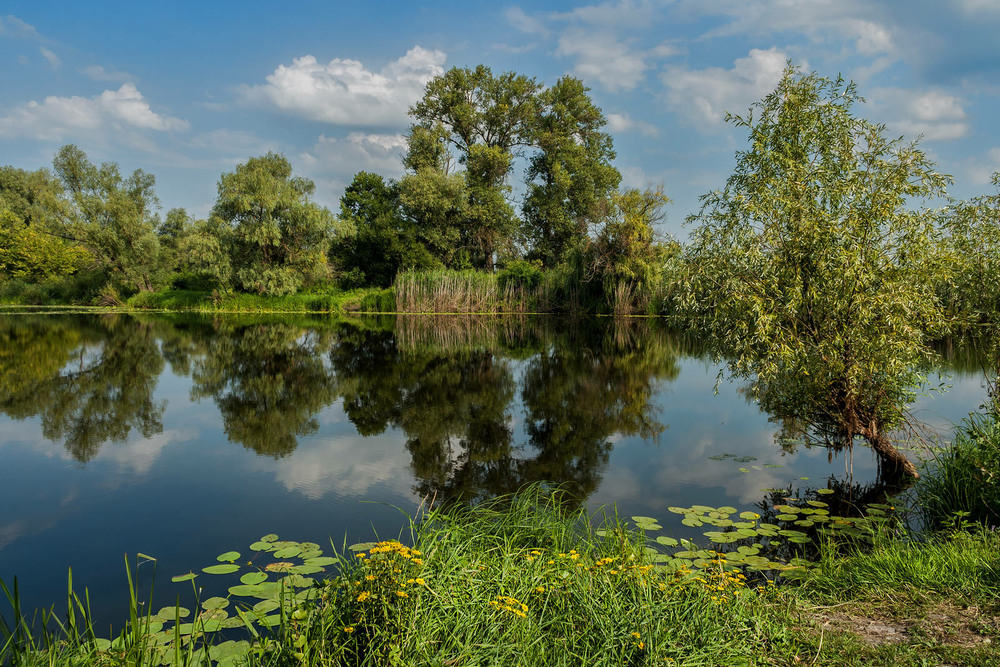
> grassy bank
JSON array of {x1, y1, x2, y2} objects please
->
[{"x1": 4, "y1": 414, "x2": 1000, "y2": 666}]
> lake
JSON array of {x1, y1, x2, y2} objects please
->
[{"x1": 0, "y1": 312, "x2": 987, "y2": 630}]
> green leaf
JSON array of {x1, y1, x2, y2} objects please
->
[
  {"x1": 171, "y1": 573, "x2": 197, "y2": 583},
  {"x1": 203, "y1": 564, "x2": 240, "y2": 575},
  {"x1": 240, "y1": 572, "x2": 268, "y2": 585},
  {"x1": 217, "y1": 551, "x2": 241, "y2": 563}
]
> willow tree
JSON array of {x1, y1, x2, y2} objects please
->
[
  {"x1": 682, "y1": 65, "x2": 950, "y2": 478},
  {"x1": 213, "y1": 153, "x2": 334, "y2": 295}
]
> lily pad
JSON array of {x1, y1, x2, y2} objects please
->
[
  {"x1": 171, "y1": 573, "x2": 197, "y2": 583},
  {"x1": 156, "y1": 606, "x2": 190, "y2": 620},
  {"x1": 260, "y1": 534, "x2": 279, "y2": 543},
  {"x1": 203, "y1": 564, "x2": 240, "y2": 575},
  {"x1": 249, "y1": 541, "x2": 273, "y2": 551},
  {"x1": 202, "y1": 597, "x2": 229, "y2": 611},
  {"x1": 240, "y1": 572, "x2": 268, "y2": 585},
  {"x1": 655, "y1": 536, "x2": 679, "y2": 547},
  {"x1": 304, "y1": 556, "x2": 337, "y2": 566}
]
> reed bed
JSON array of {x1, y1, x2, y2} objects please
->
[{"x1": 394, "y1": 270, "x2": 563, "y2": 314}]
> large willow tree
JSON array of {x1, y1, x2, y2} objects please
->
[{"x1": 683, "y1": 65, "x2": 950, "y2": 478}]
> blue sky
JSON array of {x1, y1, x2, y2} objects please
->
[{"x1": 2, "y1": 0, "x2": 999, "y2": 237}]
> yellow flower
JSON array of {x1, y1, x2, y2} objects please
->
[
  {"x1": 365, "y1": 575, "x2": 376, "y2": 581},
  {"x1": 630, "y1": 632, "x2": 641, "y2": 639},
  {"x1": 414, "y1": 578, "x2": 426, "y2": 586},
  {"x1": 343, "y1": 626, "x2": 354, "y2": 633},
  {"x1": 396, "y1": 590, "x2": 408, "y2": 598},
  {"x1": 535, "y1": 586, "x2": 545, "y2": 593},
  {"x1": 638, "y1": 641, "x2": 645, "y2": 650},
  {"x1": 356, "y1": 591, "x2": 370, "y2": 602}
]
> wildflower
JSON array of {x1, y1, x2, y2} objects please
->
[
  {"x1": 356, "y1": 591, "x2": 371, "y2": 602},
  {"x1": 396, "y1": 590, "x2": 408, "y2": 598},
  {"x1": 343, "y1": 626, "x2": 354, "y2": 633},
  {"x1": 414, "y1": 578, "x2": 426, "y2": 586},
  {"x1": 638, "y1": 642, "x2": 645, "y2": 650},
  {"x1": 365, "y1": 575, "x2": 376, "y2": 581},
  {"x1": 630, "y1": 632, "x2": 641, "y2": 639},
  {"x1": 535, "y1": 586, "x2": 545, "y2": 593},
  {"x1": 355, "y1": 553, "x2": 366, "y2": 559}
]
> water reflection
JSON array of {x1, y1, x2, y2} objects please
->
[
  {"x1": 0, "y1": 313, "x2": 989, "y2": 504},
  {"x1": 0, "y1": 315, "x2": 164, "y2": 462}
]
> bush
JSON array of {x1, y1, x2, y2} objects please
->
[{"x1": 497, "y1": 259, "x2": 543, "y2": 291}]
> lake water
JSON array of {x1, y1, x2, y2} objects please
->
[{"x1": 0, "y1": 312, "x2": 987, "y2": 630}]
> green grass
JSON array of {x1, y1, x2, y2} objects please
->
[
  {"x1": 916, "y1": 411, "x2": 1000, "y2": 532},
  {"x1": 125, "y1": 287, "x2": 393, "y2": 314}
]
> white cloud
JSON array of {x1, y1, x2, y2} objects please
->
[
  {"x1": 556, "y1": 29, "x2": 651, "y2": 92},
  {"x1": 505, "y1": 6, "x2": 549, "y2": 37},
  {"x1": 39, "y1": 46, "x2": 60, "y2": 70},
  {"x1": 662, "y1": 48, "x2": 789, "y2": 131},
  {"x1": 606, "y1": 112, "x2": 659, "y2": 137},
  {"x1": 0, "y1": 14, "x2": 40, "y2": 38},
  {"x1": 869, "y1": 87, "x2": 969, "y2": 141},
  {"x1": 80, "y1": 64, "x2": 134, "y2": 83},
  {"x1": 240, "y1": 46, "x2": 446, "y2": 127},
  {"x1": 300, "y1": 132, "x2": 407, "y2": 178},
  {"x1": 0, "y1": 83, "x2": 189, "y2": 143},
  {"x1": 965, "y1": 147, "x2": 1000, "y2": 185}
]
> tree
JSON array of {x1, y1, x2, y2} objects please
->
[
  {"x1": 212, "y1": 153, "x2": 334, "y2": 295},
  {"x1": 333, "y1": 171, "x2": 437, "y2": 287},
  {"x1": 52, "y1": 145, "x2": 163, "y2": 292},
  {"x1": 0, "y1": 209, "x2": 88, "y2": 281},
  {"x1": 682, "y1": 65, "x2": 950, "y2": 478},
  {"x1": 410, "y1": 66, "x2": 541, "y2": 270},
  {"x1": 523, "y1": 76, "x2": 621, "y2": 268}
]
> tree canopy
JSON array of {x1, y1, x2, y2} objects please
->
[{"x1": 682, "y1": 65, "x2": 950, "y2": 478}]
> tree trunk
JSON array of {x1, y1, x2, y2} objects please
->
[{"x1": 864, "y1": 420, "x2": 919, "y2": 479}]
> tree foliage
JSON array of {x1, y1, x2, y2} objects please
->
[
  {"x1": 682, "y1": 65, "x2": 950, "y2": 477},
  {"x1": 523, "y1": 77, "x2": 620, "y2": 268},
  {"x1": 52, "y1": 145, "x2": 163, "y2": 292},
  {"x1": 212, "y1": 153, "x2": 334, "y2": 295}
]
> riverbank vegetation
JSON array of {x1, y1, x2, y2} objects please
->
[{"x1": 3, "y1": 424, "x2": 999, "y2": 667}]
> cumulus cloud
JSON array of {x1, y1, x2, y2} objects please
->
[
  {"x1": 661, "y1": 48, "x2": 789, "y2": 131},
  {"x1": 967, "y1": 147, "x2": 1000, "y2": 185},
  {"x1": 556, "y1": 29, "x2": 651, "y2": 92},
  {"x1": 240, "y1": 46, "x2": 446, "y2": 127},
  {"x1": 869, "y1": 87, "x2": 969, "y2": 141},
  {"x1": 606, "y1": 112, "x2": 659, "y2": 137},
  {"x1": 505, "y1": 6, "x2": 549, "y2": 37},
  {"x1": 0, "y1": 83, "x2": 189, "y2": 142},
  {"x1": 300, "y1": 132, "x2": 407, "y2": 176}
]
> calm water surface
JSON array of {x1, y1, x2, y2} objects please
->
[{"x1": 0, "y1": 312, "x2": 987, "y2": 628}]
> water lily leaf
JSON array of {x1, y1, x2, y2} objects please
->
[
  {"x1": 681, "y1": 516, "x2": 703, "y2": 527},
  {"x1": 286, "y1": 574, "x2": 316, "y2": 588},
  {"x1": 763, "y1": 463, "x2": 783, "y2": 468},
  {"x1": 203, "y1": 564, "x2": 240, "y2": 575},
  {"x1": 667, "y1": 506, "x2": 690, "y2": 515},
  {"x1": 717, "y1": 506, "x2": 738, "y2": 514},
  {"x1": 171, "y1": 573, "x2": 197, "y2": 583},
  {"x1": 806, "y1": 500, "x2": 828, "y2": 508},
  {"x1": 631, "y1": 516, "x2": 658, "y2": 523},
  {"x1": 739, "y1": 511, "x2": 760, "y2": 520},
  {"x1": 251, "y1": 600, "x2": 278, "y2": 613},
  {"x1": 304, "y1": 556, "x2": 337, "y2": 567},
  {"x1": 692, "y1": 505, "x2": 717, "y2": 514},
  {"x1": 778, "y1": 529, "x2": 807, "y2": 538},
  {"x1": 734, "y1": 456, "x2": 756, "y2": 463},
  {"x1": 794, "y1": 520, "x2": 815, "y2": 528},
  {"x1": 156, "y1": 606, "x2": 190, "y2": 620},
  {"x1": 735, "y1": 528, "x2": 758, "y2": 538},
  {"x1": 349, "y1": 542, "x2": 376, "y2": 552},
  {"x1": 260, "y1": 534, "x2": 279, "y2": 543},
  {"x1": 228, "y1": 584, "x2": 266, "y2": 597},
  {"x1": 217, "y1": 551, "x2": 241, "y2": 563},
  {"x1": 737, "y1": 545, "x2": 760, "y2": 555},
  {"x1": 241, "y1": 572, "x2": 268, "y2": 585},
  {"x1": 250, "y1": 541, "x2": 273, "y2": 551},
  {"x1": 256, "y1": 614, "x2": 281, "y2": 628},
  {"x1": 799, "y1": 476, "x2": 810, "y2": 481},
  {"x1": 655, "y1": 536, "x2": 679, "y2": 547},
  {"x1": 816, "y1": 488, "x2": 835, "y2": 495},
  {"x1": 787, "y1": 535, "x2": 812, "y2": 544},
  {"x1": 270, "y1": 541, "x2": 299, "y2": 550},
  {"x1": 635, "y1": 523, "x2": 662, "y2": 531},
  {"x1": 273, "y1": 546, "x2": 301, "y2": 559},
  {"x1": 776, "y1": 514, "x2": 798, "y2": 521},
  {"x1": 221, "y1": 617, "x2": 248, "y2": 629},
  {"x1": 738, "y1": 467, "x2": 749, "y2": 473},
  {"x1": 202, "y1": 597, "x2": 229, "y2": 611}
]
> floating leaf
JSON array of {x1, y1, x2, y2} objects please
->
[
  {"x1": 738, "y1": 467, "x2": 749, "y2": 473},
  {"x1": 631, "y1": 516, "x2": 659, "y2": 524},
  {"x1": 776, "y1": 514, "x2": 798, "y2": 521},
  {"x1": 816, "y1": 488, "x2": 835, "y2": 495},
  {"x1": 734, "y1": 456, "x2": 757, "y2": 463},
  {"x1": 717, "y1": 506, "x2": 738, "y2": 514},
  {"x1": 217, "y1": 551, "x2": 241, "y2": 563},
  {"x1": 787, "y1": 536, "x2": 812, "y2": 544},
  {"x1": 228, "y1": 584, "x2": 266, "y2": 597},
  {"x1": 667, "y1": 506, "x2": 690, "y2": 515},
  {"x1": 681, "y1": 516, "x2": 703, "y2": 527},
  {"x1": 203, "y1": 564, "x2": 240, "y2": 575},
  {"x1": 289, "y1": 565, "x2": 324, "y2": 575},
  {"x1": 241, "y1": 572, "x2": 268, "y2": 585},
  {"x1": 739, "y1": 511, "x2": 760, "y2": 520},
  {"x1": 763, "y1": 463, "x2": 783, "y2": 468},
  {"x1": 273, "y1": 546, "x2": 301, "y2": 559},
  {"x1": 806, "y1": 500, "x2": 828, "y2": 508},
  {"x1": 260, "y1": 534, "x2": 279, "y2": 543},
  {"x1": 156, "y1": 606, "x2": 190, "y2": 620},
  {"x1": 304, "y1": 557, "x2": 337, "y2": 567},
  {"x1": 349, "y1": 542, "x2": 376, "y2": 552},
  {"x1": 171, "y1": 573, "x2": 197, "y2": 583},
  {"x1": 249, "y1": 542, "x2": 273, "y2": 552},
  {"x1": 252, "y1": 600, "x2": 279, "y2": 613},
  {"x1": 202, "y1": 597, "x2": 229, "y2": 611},
  {"x1": 655, "y1": 536, "x2": 678, "y2": 547}
]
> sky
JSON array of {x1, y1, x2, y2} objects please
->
[{"x1": 2, "y1": 0, "x2": 999, "y2": 238}]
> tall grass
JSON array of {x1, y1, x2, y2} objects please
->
[
  {"x1": 394, "y1": 270, "x2": 547, "y2": 313},
  {"x1": 917, "y1": 411, "x2": 1000, "y2": 532}
]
